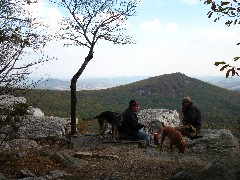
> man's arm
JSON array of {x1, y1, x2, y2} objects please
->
[{"x1": 184, "y1": 106, "x2": 197, "y2": 124}]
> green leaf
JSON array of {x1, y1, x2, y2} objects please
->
[
  {"x1": 233, "y1": 57, "x2": 240, "y2": 61},
  {"x1": 211, "y1": 3, "x2": 216, "y2": 11},
  {"x1": 220, "y1": 64, "x2": 229, "y2": 71},
  {"x1": 208, "y1": 11, "x2": 213, "y2": 18},
  {"x1": 234, "y1": 19, "x2": 238, "y2": 25},
  {"x1": 214, "y1": 61, "x2": 226, "y2": 66},
  {"x1": 206, "y1": 0, "x2": 212, "y2": 4},
  {"x1": 226, "y1": 69, "x2": 231, "y2": 78},
  {"x1": 221, "y1": 1, "x2": 230, "y2": 6}
]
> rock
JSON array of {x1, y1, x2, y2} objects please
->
[
  {"x1": 16, "y1": 170, "x2": 70, "y2": 180},
  {"x1": 187, "y1": 129, "x2": 240, "y2": 163},
  {"x1": 74, "y1": 151, "x2": 120, "y2": 160},
  {"x1": 195, "y1": 161, "x2": 237, "y2": 180},
  {"x1": 15, "y1": 116, "x2": 71, "y2": 140},
  {"x1": 19, "y1": 168, "x2": 37, "y2": 178},
  {"x1": 39, "y1": 147, "x2": 88, "y2": 168},
  {"x1": 26, "y1": 106, "x2": 44, "y2": 117},
  {"x1": 138, "y1": 108, "x2": 180, "y2": 133},
  {"x1": 0, "y1": 173, "x2": 7, "y2": 180},
  {"x1": 0, "y1": 139, "x2": 38, "y2": 151},
  {"x1": 170, "y1": 171, "x2": 193, "y2": 180},
  {"x1": 0, "y1": 95, "x2": 26, "y2": 108},
  {"x1": 47, "y1": 170, "x2": 70, "y2": 178},
  {"x1": 171, "y1": 160, "x2": 238, "y2": 180}
]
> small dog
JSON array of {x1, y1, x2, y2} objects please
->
[
  {"x1": 95, "y1": 111, "x2": 122, "y2": 141},
  {"x1": 159, "y1": 122, "x2": 186, "y2": 154}
]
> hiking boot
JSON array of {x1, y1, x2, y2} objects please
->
[{"x1": 138, "y1": 140, "x2": 147, "y2": 148}]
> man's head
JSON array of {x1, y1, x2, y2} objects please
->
[
  {"x1": 129, "y1": 99, "x2": 139, "y2": 112},
  {"x1": 181, "y1": 97, "x2": 192, "y2": 109}
]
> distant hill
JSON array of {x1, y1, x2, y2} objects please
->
[
  {"x1": 35, "y1": 76, "x2": 148, "y2": 90},
  {"x1": 34, "y1": 75, "x2": 240, "y2": 92},
  {"x1": 21, "y1": 73, "x2": 240, "y2": 138},
  {"x1": 197, "y1": 76, "x2": 240, "y2": 91}
]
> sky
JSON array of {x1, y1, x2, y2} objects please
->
[{"x1": 26, "y1": 0, "x2": 240, "y2": 79}]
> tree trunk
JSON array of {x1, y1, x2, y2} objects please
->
[{"x1": 70, "y1": 52, "x2": 93, "y2": 135}]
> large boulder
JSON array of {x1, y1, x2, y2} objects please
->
[
  {"x1": 169, "y1": 128, "x2": 240, "y2": 180},
  {"x1": 26, "y1": 106, "x2": 44, "y2": 117},
  {"x1": 186, "y1": 129, "x2": 240, "y2": 162},
  {"x1": 138, "y1": 108, "x2": 180, "y2": 133},
  {"x1": 15, "y1": 116, "x2": 71, "y2": 139},
  {"x1": 0, "y1": 95, "x2": 27, "y2": 108},
  {"x1": 0, "y1": 95, "x2": 27, "y2": 115}
]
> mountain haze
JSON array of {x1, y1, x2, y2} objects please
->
[
  {"x1": 198, "y1": 76, "x2": 240, "y2": 91},
  {"x1": 22, "y1": 73, "x2": 240, "y2": 137},
  {"x1": 35, "y1": 76, "x2": 148, "y2": 90}
]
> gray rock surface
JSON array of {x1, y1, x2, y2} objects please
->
[
  {"x1": 0, "y1": 139, "x2": 38, "y2": 151},
  {"x1": 0, "y1": 95, "x2": 26, "y2": 108},
  {"x1": 138, "y1": 108, "x2": 180, "y2": 133},
  {"x1": 26, "y1": 106, "x2": 44, "y2": 117}
]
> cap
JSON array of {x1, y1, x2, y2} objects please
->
[
  {"x1": 129, "y1": 99, "x2": 139, "y2": 107},
  {"x1": 182, "y1": 97, "x2": 192, "y2": 102}
]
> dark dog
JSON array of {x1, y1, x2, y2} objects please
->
[
  {"x1": 159, "y1": 122, "x2": 186, "y2": 154},
  {"x1": 95, "y1": 111, "x2": 122, "y2": 141}
]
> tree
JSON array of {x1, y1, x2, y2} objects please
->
[
  {"x1": 50, "y1": 0, "x2": 139, "y2": 135},
  {"x1": 0, "y1": 0, "x2": 54, "y2": 95},
  {"x1": 203, "y1": 0, "x2": 240, "y2": 77}
]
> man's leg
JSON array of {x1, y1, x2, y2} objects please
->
[{"x1": 138, "y1": 130, "x2": 150, "y2": 146}]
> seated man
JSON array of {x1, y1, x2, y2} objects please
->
[
  {"x1": 179, "y1": 97, "x2": 202, "y2": 139},
  {"x1": 118, "y1": 100, "x2": 150, "y2": 147}
]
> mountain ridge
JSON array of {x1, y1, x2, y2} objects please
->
[
  {"x1": 21, "y1": 72, "x2": 240, "y2": 138},
  {"x1": 33, "y1": 74, "x2": 240, "y2": 91},
  {"x1": 35, "y1": 76, "x2": 149, "y2": 90}
]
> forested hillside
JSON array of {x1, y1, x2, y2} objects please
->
[{"x1": 21, "y1": 72, "x2": 240, "y2": 137}]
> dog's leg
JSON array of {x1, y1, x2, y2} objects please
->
[
  {"x1": 159, "y1": 132, "x2": 166, "y2": 151},
  {"x1": 98, "y1": 118, "x2": 105, "y2": 139},
  {"x1": 112, "y1": 123, "x2": 117, "y2": 142},
  {"x1": 101, "y1": 120, "x2": 108, "y2": 137}
]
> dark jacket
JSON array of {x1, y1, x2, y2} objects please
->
[
  {"x1": 182, "y1": 103, "x2": 202, "y2": 131},
  {"x1": 118, "y1": 108, "x2": 144, "y2": 138}
]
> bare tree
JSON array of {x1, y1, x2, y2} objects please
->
[
  {"x1": 50, "y1": 0, "x2": 140, "y2": 135},
  {"x1": 0, "y1": 0, "x2": 55, "y2": 95}
]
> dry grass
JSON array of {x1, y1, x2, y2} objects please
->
[{"x1": 0, "y1": 149, "x2": 79, "y2": 179}]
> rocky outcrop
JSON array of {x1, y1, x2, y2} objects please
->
[
  {"x1": 159, "y1": 128, "x2": 240, "y2": 180},
  {"x1": 0, "y1": 95, "x2": 239, "y2": 179},
  {"x1": 0, "y1": 139, "x2": 39, "y2": 151},
  {"x1": 0, "y1": 95, "x2": 26, "y2": 108},
  {"x1": 0, "y1": 115, "x2": 70, "y2": 138},
  {"x1": 138, "y1": 108, "x2": 180, "y2": 133},
  {"x1": 26, "y1": 106, "x2": 44, "y2": 117}
]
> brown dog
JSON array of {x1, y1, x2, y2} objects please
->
[
  {"x1": 159, "y1": 122, "x2": 186, "y2": 154},
  {"x1": 95, "y1": 111, "x2": 122, "y2": 141}
]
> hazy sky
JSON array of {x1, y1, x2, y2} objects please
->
[{"x1": 27, "y1": 0, "x2": 240, "y2": 79}]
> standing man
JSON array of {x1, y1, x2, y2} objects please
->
[
  {"x1": 180, "y1": 97, "x2": 202, "y2": 139},
  {"x1": 118, "y1": 100, "x2": 150, "y2": 147}
]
